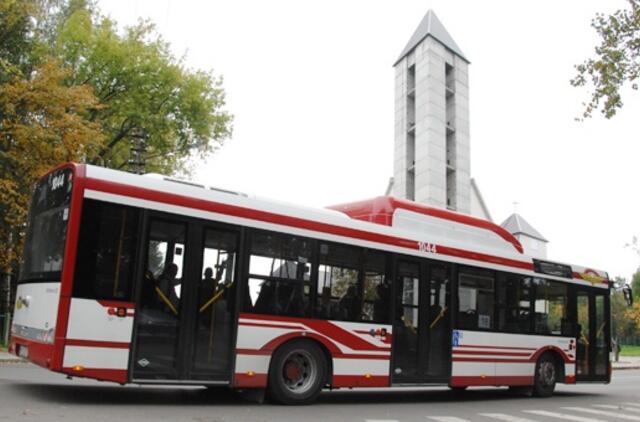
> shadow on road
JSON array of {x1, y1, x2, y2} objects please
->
[{"x1": 12, "y1": 383, "x2": 602, "y2": 407}]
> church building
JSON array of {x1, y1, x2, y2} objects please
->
[{"x1": 387, "y1": 10, "x2": 547, "y2": 258}]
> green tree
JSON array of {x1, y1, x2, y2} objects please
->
[
  {"x1": 0, "y1": 59, "x2": 103, "y2": 273},
  {"x1": 0, "y1": 0, "x2": 232, "y2": 310},
  {"x1": 53, "y1": 4, "x2": 232, "y2": 174},
  {"x1": 572, "y1": 0, "x2": 640, "y2": 119}
]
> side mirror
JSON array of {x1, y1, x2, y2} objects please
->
[{"x1": 623, "y1": 285, "x2": 634, "y2": 307}]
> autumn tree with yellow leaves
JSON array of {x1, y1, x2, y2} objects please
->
[
  {"x1": 0, "y1": 0, "x2": 232, "y2": 324},
  {"x1": 0, "y1": 61, "x2": 103, "y2": 274}
]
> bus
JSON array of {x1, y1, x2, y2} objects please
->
[{"x1": 10, "y1": 162, "x2": 612, "y2": 405}]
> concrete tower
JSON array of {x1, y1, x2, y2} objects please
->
[{"x1": 392, "y1": 10, "x2": 470, "y2": 213}]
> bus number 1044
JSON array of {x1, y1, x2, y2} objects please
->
[{"x1": 418, "y1": 241, "x2": 437, "y2": 254}]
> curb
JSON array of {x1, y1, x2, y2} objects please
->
[{"x1": 613, "y1": 366, "x2": 640, "y2": 371}]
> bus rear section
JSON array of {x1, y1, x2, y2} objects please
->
[{"x1": 10, "y1": 166, "x2": 74, "y2": 369}]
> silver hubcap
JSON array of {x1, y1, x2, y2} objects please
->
[
  {"x1": 281, "y1": 349, "x2": 317, "y2": 394},
  {"x1": 538, "y1": 361, "x2": 556, "y2": 386}
]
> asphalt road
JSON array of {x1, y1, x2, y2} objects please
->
[{"x1": 1, "y1": 363, "x2": 640, "y2": 422}]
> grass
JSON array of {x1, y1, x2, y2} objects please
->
[{"x1": 621, "y1": 345, "x2": 640, "y2": 357}]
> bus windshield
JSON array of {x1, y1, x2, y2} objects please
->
[{"x1": 19, "y1": 167, "x2": 73, "y2": 283}]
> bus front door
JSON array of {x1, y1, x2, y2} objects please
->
[
  {"x1": 131, "y1": 214, "x2": 238, "y2": 383},
  {"x1": 575, "y1": 287, "x2": 610, "y2": 382},
  {"x1": 392, "y1": 258, "x2": 451, "y2": 384}
]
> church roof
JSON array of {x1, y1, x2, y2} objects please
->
[
  {"x1": 394, "y1": 10, "x2": 469, "y2": 66},
  {"x1": 500, "y1": 213, "x2": 548, "y2": 242}
]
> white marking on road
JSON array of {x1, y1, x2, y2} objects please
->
[
  {"x1": 523, "y1": 410, "x2": 606, "y2": 422},
  {"x1": 594, "y1": 404, "x2": 640, "y2": 413},
  {"x1": 427, "y1": 417, "x2": 471, "y2": 422},
  {"x1": 563, "y1": 406, "x2": 640, "y2": 421},
  {"x1": 365, "y1": 420, "x2": 399, "y2": 422},
  {"x1": 480, "y1": 413, "x2": 539, "y2": 422},
  {"x1": 624, "y1": 403, "x2": 640, "y2": 409}
]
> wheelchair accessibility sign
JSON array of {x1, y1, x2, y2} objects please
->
[{"x1": 452, "y1": 330, "x2": 462, "y2": 347}]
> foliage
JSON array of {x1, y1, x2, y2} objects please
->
[
  {"x1": 0, "y1": 60, "x2": 103, "y2": 272},
  {"x1": 0, "y1": 0, "x2": 232, "y2": 280},
  {"x1": 54, "y1": 4, "x2": 232, "y2": 174},
  {"x1": 572, "y1": 0, "x2": 640, "y2": 119},
  {"x1": 620, "y1": 344, "x2": 640, "y2": 356},
  {"x1": 0, "y1": 0, "x2": 38, "y2": 82}
]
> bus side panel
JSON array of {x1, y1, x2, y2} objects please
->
[
  {"x1": 451, "y1": 330, "x2": 575, "y2": 387},
  {"x1": 10, "y1": 282, "x2": 61, "y2": 368},
  {"x1": 60, "y1": 298, "x2": 134, "y2": 384},
  {"x1": 233, "y1": 313, "x2": 392, "y2": 388}
]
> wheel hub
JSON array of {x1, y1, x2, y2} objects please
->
[
  {"x1": 281, "y1": 350, "x2": 317, "y2": 394},
  {"x1": 285, "y1": 361, "x2": 302, "y2": 382},
  {"x1": 539, "y1": 361, "x2": 556, "y2": 386}
]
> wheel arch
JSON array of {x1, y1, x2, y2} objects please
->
[
  {"x1": 531, "y1": 346, "x2": 569, "y2": 383},
  {"x1": 265, "y1": 333, "x2": 336, "y2": 386}
]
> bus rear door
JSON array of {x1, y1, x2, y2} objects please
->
[{"x1": 131, "y1": 213, "x2": 239, "y2": 383}]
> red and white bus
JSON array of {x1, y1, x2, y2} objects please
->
[{"x1": 10, "y1": 163, "x2": 611, "y2": 404}]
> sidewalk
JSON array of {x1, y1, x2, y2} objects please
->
[
  {"x1": 612, "y1": 356, "x2": 640, "y2": 370},
  {"x1": 0, "y1": 350, "x2": 24, "y2": 363}
]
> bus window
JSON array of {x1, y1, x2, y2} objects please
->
[
  {"x1": 533, "y1": 278, "x2": 567, "y2": 335},
  {"x1": 317, "y1": 242, "x2": 361, "y2": 321},
  {"x1": 496, "y1": 273, "x2": 532, "y2": 334},
  {"x1": 457, "y1": 267, "x2": 494, "y2": 330},
  {"x1": 141, "y1": 220, "x2": 186, "y2": 315},
  {"x1": 362, "y1": 250, "x2": 390, "y2": 323},
  {"x1": 73, "y1": 200, "x2": 139, "y2": 301},
  {"x1": 246, "y1": 231, "x2": 312, "y2": 317}
]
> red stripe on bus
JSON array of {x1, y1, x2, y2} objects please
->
[
  {"x1": 450, "y1": 375, "x2": 533, "y2": 387},
  {"x1": 453, "y1": 357, "x2": 576, "y2": 364},
  {"x1": 62, "y1": 367, "x2": 127, "y2": 384},
  {"x1": 65, "y1": 339, "x2": 130, "y2": 349},
  {"x1": 454, "y1": 345, "x2": 537, "y2": 351},
  {"x1": 54, "y1": 163, "x2": 86, "y2": 371},
  {"x1": 240, "y1": 313, "x2": 391, "y2": 352},
  {"x1": 452, "y1": 350, "x2": 532, "y2": 357},
  {"x1": 332, "y1": 375, "x2": 389, "y2": 388},
  {"x1": 453, "y1": 357, "x2": 534, "y2": 363},
  {"x1": 10, "y1": 336, "x2": 55, "y2": 369},
  {"x1": 233, "y1": 373, "x2": 268, "y2": 388},
  {"x1": 84, "y1": 178, "x2": 535, "y2": 273}
]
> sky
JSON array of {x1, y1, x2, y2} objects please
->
[{"x1": 98, "y1": 0, "x2": 640, "y2": 281}]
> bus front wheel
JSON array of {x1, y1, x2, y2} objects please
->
[
  {"x1": 533, "y1": 353, "x2": 557, "y2": 397},
  {"x1": 267, "y1": 339, "x2": 327, "y2": 405}
]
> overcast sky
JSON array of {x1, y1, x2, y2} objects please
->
[{"x1": 99, "y1": 0, "x2": 639, "y2": 280}]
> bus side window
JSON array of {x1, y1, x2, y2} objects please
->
[
  {"x1": 457, "y1": 267, "x2": 495, "y2": 330},
  {"x1": 317, "y1": 242, "x2": 361, "y2": 322},
  {"x1": 73, "y1": 200, "x2": 139, "y2": 301},
  {"x1": 245, "y1": 231, "x2": 312, "y2": 317}
]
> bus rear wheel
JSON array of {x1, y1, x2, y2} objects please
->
[
  {"x1": 533, "y1": 353, "x2": 557, "y2": 397},
  {"x1": 267, "y1": 339, "x2": 327, "y2": 405}
]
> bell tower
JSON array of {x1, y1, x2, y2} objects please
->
[{"x1": 392, "y1": 10, "x2": 470, "y2": 213}]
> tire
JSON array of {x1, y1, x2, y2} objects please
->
[
  {"x1": 533, "y1": 353, "x2": 557, "y2": 397},
  {"x1": 449, "y1": 386, "x2": 468, "y2": 393},
  {"x1": 267, "y1": 339, "x2": 327, "y2": 405}
]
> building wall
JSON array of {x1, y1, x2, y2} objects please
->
[{"x1": 393, "y1": 36, "x2": 470, "y2": 213}]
